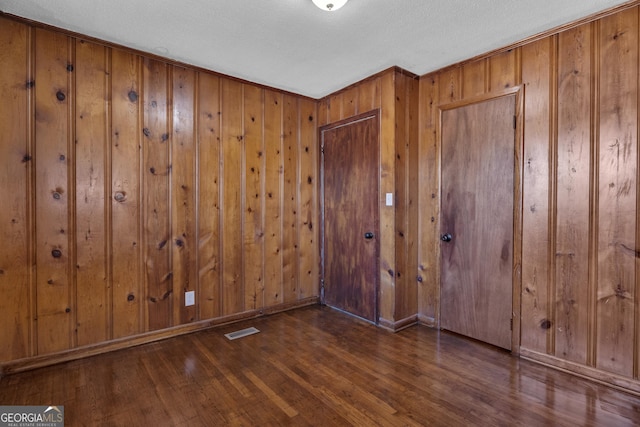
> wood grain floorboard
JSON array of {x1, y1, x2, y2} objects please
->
[{"x1": 1, "y1": 305, "x2": 639, "y2": 426}]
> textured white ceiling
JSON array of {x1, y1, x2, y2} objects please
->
[{"x1": 0, "y1": 0, "x2": 632, "y2": 98}]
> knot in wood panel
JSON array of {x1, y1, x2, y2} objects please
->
[
  {"x1": 114, "y1": 191, "x2": 126, "y2": 202},
  {"x1": 539, "y1": 319, "x2": 552, "y2": 330},
  {"x1": 615, "y1": 285, "x2": 631, "y2": 300}
]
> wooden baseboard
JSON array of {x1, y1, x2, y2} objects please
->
[
  {"x1": 417, "y1": 314, "x2": 437, "y2": 328},
  {"x1": 0, "y1": 297, "x2": 319, "y2": 377},
  {"x1": 378, "y1": 315, "x2": 418, "y2": 332},
  {"x1": 520, "y1": 348, "x2": 640, "y2": 397}
]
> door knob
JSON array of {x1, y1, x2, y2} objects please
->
[
  {"x1": 364, "y1": 232, "x2": 375, "y2": 240},
  {"x1": 441, "y1": 233, "x2": 452, "y2": 242}
]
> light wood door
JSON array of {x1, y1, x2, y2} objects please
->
[
  {"x1": 321, "y1": 112, "x2": 379, "y2": 322},
  {"x1": 440, "y1": 95, "x2": 516, "y2": 350}
]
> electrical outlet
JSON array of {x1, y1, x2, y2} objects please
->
[
  {"x1": 185, "y1": 290, "x2": 195, "y2": 306},
  {"x1": 385, "y1": 193, "x2": 393, "y2": 206}
]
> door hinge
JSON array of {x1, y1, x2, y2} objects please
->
[
  {"x1": 513, "y1": 115, "x2": 517, "y2": 129},
  {"x1": 510, "y1": 318, "x2": 513, "y2": 330}
]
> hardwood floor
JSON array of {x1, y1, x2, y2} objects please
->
[{"x1": 1, "y1": 305, "x2": 639, "y2": 426}]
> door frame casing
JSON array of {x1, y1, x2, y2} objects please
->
[
  {"x1": 436, "y1": 87, "x2": 524, "y2": 353},
  {"x1": 318, "y1": 109, "x2": 381, "y2": 323}
]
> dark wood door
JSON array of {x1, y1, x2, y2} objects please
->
[
  {"x1": 322, "y1": 112, "x2": 379, "y2": 322},
  {"x1": 440, "y1": 95, "x2": 516, "y2": 350}
]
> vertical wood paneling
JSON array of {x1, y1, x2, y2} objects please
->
[
  {"x1": 357, "y1": 78, "x2": 381, "y2": 112},
  {"x1": 406, "y1": 76, "x2": 420, "y2": 320},
  {"x1": 596, "y1": 9, "x2": 638, "y2": 377},
  {"x1": 142, "y1": 58, "x2": 172, "y2": 331},
  {"x1": 400, "y1": 75, "x2": 419, "y2": 320},
  {"x1": 438, "y1": 67, "x2": 461, "y2": 105},
  {"x1": 462, "y1": 59, "x2": 487, "y2": 98},
  {"x1": 417, "y1": 2, "x2": 640, "y2": 390},
  {"x1": 379, "y1": 71, "x2": 396, "y2": 323},
  {"x1": 395, "y1": 74, "x2": 409, "y2": 320},
  {"x1": 243, "y1": 84, "x2": 265, "y2": 310},
  {"x1": 220, "y1": 79, "x2": 244, "y2": 315},
  {"x1": 282, "y1": 95, "x2": 299, "y2": 303},
  {"x1": 111, "y1": 49, "x2": 142, "y2": 339},
  {"x1": 264, "y1": 90, "x2": 284, "y2": 305},
  {"x1": 6, "y1": 6, "x2": 640, "y2": 396},
  {"x1": 555, "y1": 25, "x2": 592, "y2": 363},
  {"x1": 636, "y1": 9, "x2": 640, "y2": 383},
  {"x1": 0, "y1": 18, "x2": 31, "y2": 362},
  {"x1": 1, "y1": 16, "x2": 321, "y2": 366},
  {"x1": 417, "y1": 75, "x2": 439, "y2": 323},
  {"x1": 329, "y1": 93, "x2": 343, "y2": 123},
  {"x1": 489, "y1": 49, "x2": 518, "y2": 91},
  {"x1": 342, "y1": 86, "x2": 358, "y2": 117},
  {"x1": 34, "y1": 29, "x2": 73, "y2": 354},
  {"x1": 171, "y1": 66, "x2": 197, "y2": 324},
  {"x1": 520, "y1": 37, "x2": 553, "y2": 353},
  {"x1": 75, "y1": 40, "x2": 109, "y2": 346},
  {"x1": 298, "y1": 99, "x2": 318, "y2": 300},
  {"x1": 317, "y1": 98, "x2": 329, "y2": 128},
  {"x1": 197, "y1": 73, "x2": 221, "y2": 320}
]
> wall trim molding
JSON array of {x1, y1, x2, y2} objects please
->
[
  {"x1": 520, "y1": 348, "x2": 640, "y2": 397},
  {"x1": 378, "y1": 315, "x2": 418, "y2": 332},
  {"x1": 417, "y1": 314, "x2": 436, "y2": 328},
  {"x1": 0, "y1": 297, "x2": 319, "y2": 377}
]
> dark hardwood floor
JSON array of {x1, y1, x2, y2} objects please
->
[{"x1": 1, "y1": 305, "x2": 639, "y2": 426}]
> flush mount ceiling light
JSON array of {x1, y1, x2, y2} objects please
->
[{"x1": 312, "y1": 0, "x2": 349, "y2": 12}]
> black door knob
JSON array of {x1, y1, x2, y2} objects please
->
[
  {"x1": 364, "y1": 232, "x2": 375, "y2": 240},
  {"x1": 441, "y1": 233, "x2": 452, "y2": 242}
]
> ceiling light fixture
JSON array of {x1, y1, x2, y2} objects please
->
[{"x1": 312, "y1": 0, "x2": 349, "y2": 12}]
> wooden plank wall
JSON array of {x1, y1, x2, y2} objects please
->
[
  {"x1": 317, "y1": 69, "x2": 420, "y2": 328},
  {"x1": 418, "y1": 5, "x2": 640, "y2": 385},
  {"x1": 0, "y1": 16, "x2": 318, "y2": 364},
  {"x1": 394, "y1": 73, "x2": 420, "y2": 325},
  {"x1": 3, "y1": 3, "x2": 638, "y2": 393}
]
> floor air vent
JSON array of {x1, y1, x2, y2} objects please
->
[{"x1": 224, "y1": 327, "x2": 260, "y2": 341}]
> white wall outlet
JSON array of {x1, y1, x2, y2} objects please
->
[
  {"x1": 385, "y1": 193, "x2": 393, "y2": 206},
  {"x1": 185, "y1": 290, "x2": 195, "y2": 306}
]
